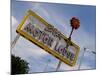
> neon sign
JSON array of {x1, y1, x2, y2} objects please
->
[{"x1": 16, "y1": 10, "x2": 80, "y2": 66}]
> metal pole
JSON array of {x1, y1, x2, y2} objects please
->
[
  {"x1": 69, "y1": 27, "x2": 74, "y2": 40},
  {"x1": 56, "y1": 61, "x2": 62, "y2": 71},
  {"x1": 43, "y1": 59, "x2": 51, "y2": 72},
  {"x1": 78, "y1": 48, "x2": 86, "y2": 70},
  {"x1": 78, "y1": 48, "x2": 96, "y2": 70},
  {"x1": 11, "y1": 34, "x2": 20, "y2": 49}
]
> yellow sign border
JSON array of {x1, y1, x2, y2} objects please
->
[{"x1": 16, "y1": 10, "x2": 80, "y2": 66}]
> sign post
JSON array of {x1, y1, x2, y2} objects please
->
[
  {"x1": 56, "y1": 61, "x2": 62, "y2": 71},
  {"x1": 11, "y1": 34, "x2": 20, "y2": 49},
  {"x1": 15, "y1": 10, "x2": 80, "y2": 68}
]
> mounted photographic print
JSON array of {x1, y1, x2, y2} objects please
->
[{"x1": 11, "y1": 0, "x2": 96, "y2": 74}]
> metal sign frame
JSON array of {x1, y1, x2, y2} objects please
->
[{"x1": 16, "y1": 10, "x2": 80, "y2": 66}]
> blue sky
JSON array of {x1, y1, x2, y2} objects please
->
[{"x1": 11, "y1": 0, "x2": 96, "y2": 73}]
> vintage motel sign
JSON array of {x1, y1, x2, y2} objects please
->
[{"x1": 16, "y1": 10, "x2": 80, "y2": 66}]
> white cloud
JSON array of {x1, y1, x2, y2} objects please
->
[
  {"x1": 31, "y1": 3, "x2": 50, "y2": 20},
  {"x1": 12, "y1": 16, "x2": 18, "y2": 27},
  {"x1": 11, "y1": 16, "x2": 19, "y2": 42}
]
